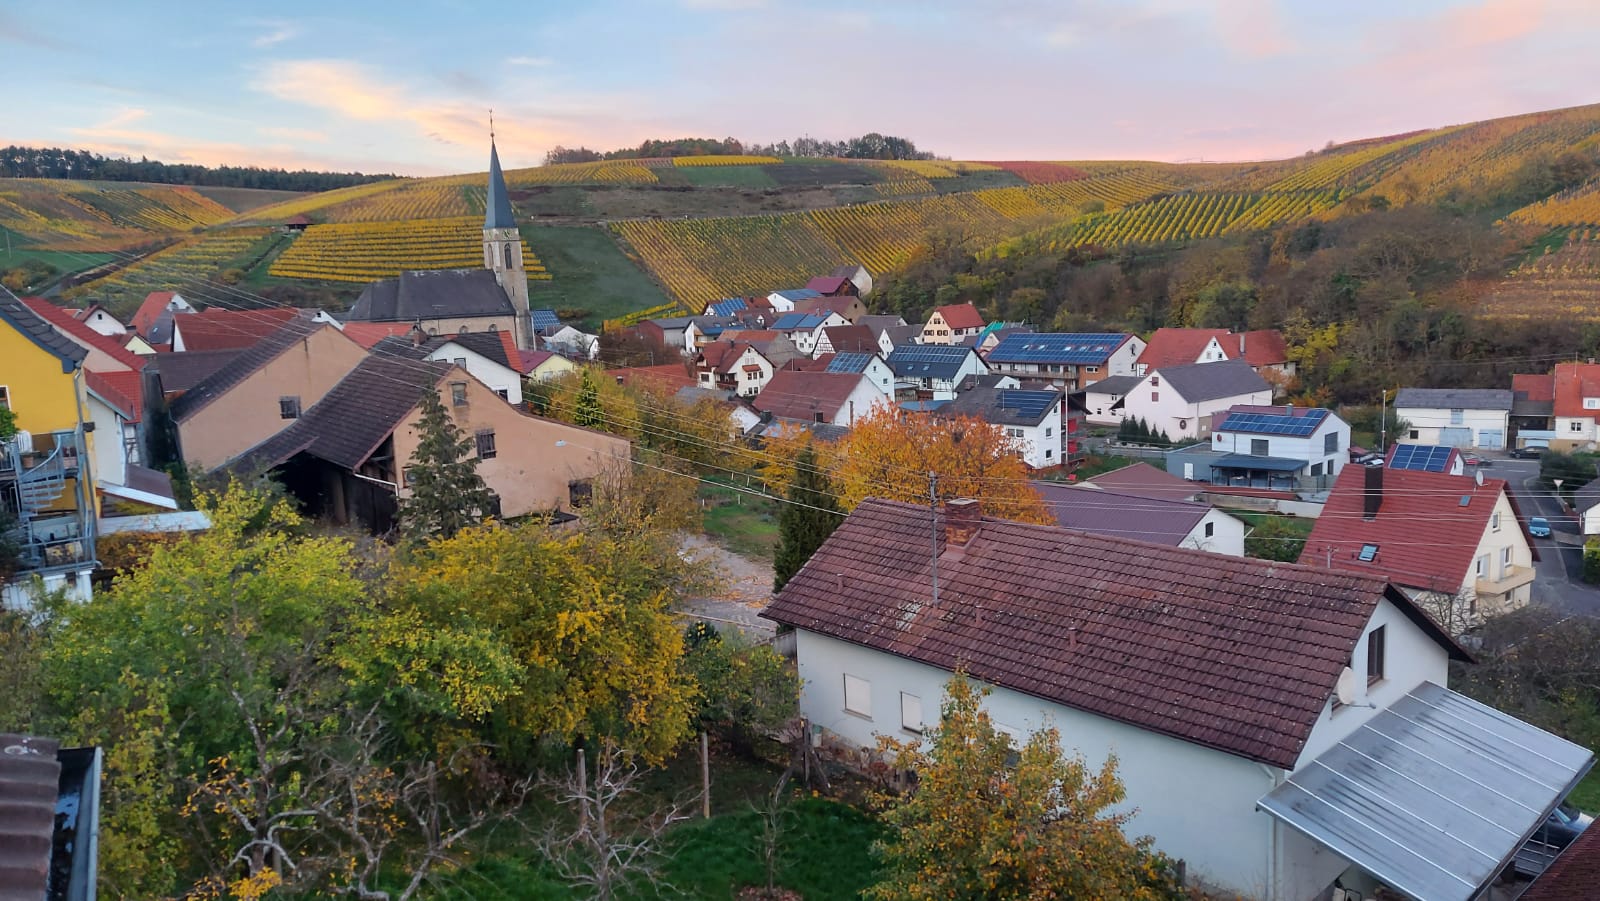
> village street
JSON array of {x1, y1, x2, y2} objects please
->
[
  {"x1": 676, "y1": 533, "x2": 776, "y2": 637},
  {"x1": 1496, "y1": 456, "x2": 1600, "y2": 616}
]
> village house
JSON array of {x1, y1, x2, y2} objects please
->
[
  {"x1": 751, "y1": 369, "x2": 890, "y2": 429},
  {"x1": 74, "y1": 302, "x2": 126, "y2": 338},
  {"x1": 919, "y1": 302, "x2": 985, "y2": 345},
  {"x1": 1032, "y1": 481, "x2": 1246, "y2": 555},
  {"x1": 370, "y1": 331, "x2": 525, "y2": 405},
  {"x1": 1080, "y1": 460, "x2": 1205, "y2": 501},
  {"x1": 1520, "y1": 362, "x2": 1600, "y2": 453},
  {"x1": 1180, "y1": 404, "x2": 1351, "y2": 490},
  {"x1": 804, "y1": 274, "x2": 859, "y2": 298},
  {"x1": 682, "y1": 316, "x2": 738, "y2": 354},
  {"x1": 765, "y1": 497, "x2": 1590, "y2": 901},
  {"x1": 693, "y1": 341, "x2": 774, "y2": 397},
  {"x1": 788, "y1": 351, "x2": 896, "y2": 400},
  {"x1": 1082, "y1": 374, "x2": 1144, "y2": 425},
  {"x1": 1570, "y1": 478, "x2": 1600, "y2": 536},
  {"x1": 969, "y1": 322, "x2": 1033, "y2": 357},
  {"x1": 172, "y1": 307, "x2": 336, "y2": 353},
  {"x1": 1510, "y1": 372, "x2": 1556, "y2": 449},
  {"x1": 770, "y1": 311, "x2": 848, "y2": 356},
  {"x1": 857, "y1": 315, "x2": 908, "y2": 357},
  {"x1": 228, "y1": 355, "x2": 629, "y2": 531},
  {"x1": 826, "y1": 263, "x2": 872, "y2": 296},
  {"x1": 541, "y1": 324, "x2": 600, "y2": 360},
  {"x1": 1118, "y1": 360, "x2": 1273, "y2": 441},
  {"x1": 938, "y1": 386, "x2": 1065, "y2": 469},
  {"x1": 128, "y1": 289, "x2": 195, "y2": 350},
  {"x1": 1393, "y1": 387, "x2": 1513, "y2": 450},
  {"x1": 719, "y1": 329, "x2": 804, "y2": 370},
  {"x1": 885, "y1": 344, "x2": 989, "y2": 401},
  {"x1": 793, "y1": 294, "x2": 867, "y2": 324},
  {"x1": 765, "y1": 288, "x2": 818, "y2": 311},
  {"x1": 986, "y1": 332, "x2": 1145, "y2": 390},
  {"x1": 1135, "y1": 328, "x2": 1294, "y2": 382},
  {"x1": 812, "y1": 324, "x2": 878, "y2": 357},
  {"x1": 1301, "y1": 465, "x2": 1537, "y2": 629}
]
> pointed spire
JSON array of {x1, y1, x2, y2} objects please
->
[{"x1": 485, "y1": 130, "x2": 516, "y2": 231}]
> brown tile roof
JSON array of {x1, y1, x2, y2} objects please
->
[
  {"x1": 130, "y1": 291, "x2": 179, "y2": 335},
  {"x1": 0, "y1": 733, "x2": 60, "y2": 901},
  {"x1": 751, "y1": 370, "x2": 863, "y2": 423},
  {"x1": 805, "y1": 276, "x2": 852, "y2": 295},
  {"x1": 1084, "y1": 462, "x2": 1205, "y2": 500},
  {"x1": 175, "y1": 308, "x2": 305, "y2": 352},
  {"x1": 763, "y1": 498, "x2": 1457, "y2": 769},
  {"x1": 230, "y1": 355, "x2": 450, "y2": 472},
  {"x1": 339, "y1": 322, "x2": 416, "y2": 349},
  {"x1": 1299, "y1": 466, "x2": 1535, "y2": 592},
  {"x1": 151, "y1": 349, "x2": 240, "y2": 394},
  {"x1": 1514, "y1": 372, "x2": 1556, "y2": 403},
  {"x1": 1521, "y1": 819, "x2": 1600, "y2": 901},
  {"x1": 86, "y1": 369, "x2": 143, "y2": 422},
  {"x1": 170, "y1": 318, "x2": 347, "y2": 422},
  {"x1": 821, "y1": 325, "x2": 877, "y2": 354},
  {"x1": 696, "y1": 341, "x2": 762, "y2": 375},
  {"x1": 1136, "y1": 328, "x2": 1231, "y2": 371},
  {"x1": 933, "y1": 302, "x2": 984, "y2": 330}
]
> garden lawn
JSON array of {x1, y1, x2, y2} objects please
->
[
  {"x1": 699, "y1": 479, "x2": 780, "y2": 561},
  {"x1": 521, "y1": 224, "x2": 675, "y2": 329}
]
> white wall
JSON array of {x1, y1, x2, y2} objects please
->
[
  {"x1": 1123, "y1": 374, "x2": 1273, "y2": 440},
  {"x1": 1107, "y1": 336, "x2": 1146, "y2": 377},
  {"x1": 83, "y1": 309, "x2": 127, "y2": 337},
  {"x1": 1182, "y1": 508, "x2": 1246, "y2": 556},
  {"x1": 796, "y1": 630, "x2": 1297, "y2": 898},
  {"x1": 1396, "y1": 406, "x2": 1510, "y2": 448},
  {"x1": 1209, "y1": 415, "x2": 1351, "y2": 479},
  {"x1": 828, "y1": 376, "x2": 894, "y2": 427},
  {"x1": 1001, "y1": 399, "x2": 1065, "y2": 469},
  {"x1": 1465, "y1": 488, "x2": 1534, "y2": 615},
  {"x1": 424, "y1": 342, "x2": 524, "y2": 405},
  {"x1": 85, "y1": 394, "x2": 128, "y2": 488},
  {"x1": 1084, "y1": 385, "x2": 1134, "y2": 426}
]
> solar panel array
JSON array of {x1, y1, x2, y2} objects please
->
[
  {"x1": 1216, "y1": 410, "x2": 1325, "y2": 436},
  {"x1": 773, "y1": 313, "x2": 825, "y2": 330},
  {"x1": 708, "y1": 298, "x2": 748, "y2": 317},
  {"x1": 888, "y1": 345, "x2": 973, "y2": 376},
  {"x1": 1388, "y1": 444, "x2": 1454, "y2": 473},
  {"x1": 826, "y1": 352, "x2": 875, "y2": 374},
  {"x1": 986, "y1": 332, "x2": 1131, "y2": 365},
  {"x1": 530, "y1": 308, "x2": 561, "y2": 335},
  {"x1": 995, "y1": 389, "x2": 1058, "y2": 421}
]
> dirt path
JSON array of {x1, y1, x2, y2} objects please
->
[{"x1": 677, "y1": 533, "x2": 775, "y2": 637}]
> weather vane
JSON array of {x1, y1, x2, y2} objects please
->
[{"x1": 489, "y1": 108, "x2": 495, "y2": 141}]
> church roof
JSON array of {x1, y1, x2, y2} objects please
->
[
  {"x1": 346, "y1": 269, "x2": 515, "y2": 323},
  {"x1": 485, "y1": 140, "x2": 517, "y2": 230}
]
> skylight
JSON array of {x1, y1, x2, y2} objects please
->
[{"x1": 1358, "y1": 544, "x2": 1378, "y2": 562}]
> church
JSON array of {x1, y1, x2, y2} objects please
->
[{"x1": 344, "y1": 137, "x2": 535, "y2": 350}]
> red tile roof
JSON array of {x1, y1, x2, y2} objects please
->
[
  {"x1": 1521, "y1": 819, "x2": 1600, "y2": 901},
  {"x1": 805, "y1": 276, "x2": 852, "y2": 295},
  {"x1": 764, "y1": 498, "x2": 1461, "y2": 769},
  {"x1": 1137, "y1": 328, "x2": 1231, "y2": 371},
  {"x1": 131, "y1": 291, "x2": 179, "y2": 336},
  {"x1": 932, "y1": 302, "x2": 984, "y2": 330},
  {"x1": 1513, "y1": 372, "x2": 1555, "y2": 403},
  {"x1": 20, "y1": 297, "x2": 148, "y2": 372},
  {"x1": 1237, "y1": 329, "x2": 1288, "y2": 367},
  {"x1": 339, "y1": 322, "x2": 416, "y2": 349},
  {"x1": 697, "y1": 341, "x2": 761, "y2": 375},
  {"x1": 175, "y1": 308, "x2": 305, "y2": 352},
  {"x1": 821, "y1": 325, "x2": 877, "y2": 354},
  {"x1": 1300, "y1": 466, "x2": 1528, "y2": 593},
  {"x1": 1553, "y1": 362, "x2": 1600, "y2": 419},
  {"x1": 752, "y1": 370, "x2": 863, "y2": 423},
  {"x1": 85, "y1": 369, "x2": 143, "y2": 422}
]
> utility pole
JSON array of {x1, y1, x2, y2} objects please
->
[
  {"x1": 929, "y1": 471, "x2": 939, "y2": 605},
  {"x1": 1379, "y1": 388, "x2": 1387, "y2": 453}
]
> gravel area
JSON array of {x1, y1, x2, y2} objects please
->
[{"x1": 677, "y1": 533, "x2": 776, "y2": 637}]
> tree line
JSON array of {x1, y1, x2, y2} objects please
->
[
  {"x1": 0, "y1": 145, "x2": 394, "y2": 191},
  {"x1": 543, "y1": 132, "x2": 934, "y2": 165}
]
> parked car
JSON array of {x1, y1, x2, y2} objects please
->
[
  {"x1": 1462, "y1": 453, "x2": 1490, "y2": 467},
  {"x1": 1512, "y1": 446, "x2": 1545, "y2": 459},
  {"x1": 1516, "y1": 802, "x2": 1594, "y2": 876},
  {"x1": 1529, "y1": 516, "x2": 1552, "y2": 538}
]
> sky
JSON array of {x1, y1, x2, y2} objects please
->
[{"x1": 4, "y1": 0, "x2": 1599, "y2": 176}]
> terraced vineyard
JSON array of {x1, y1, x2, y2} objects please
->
[
  {"x1": 268, "y1": 216, "x2": 551, "y2": 283},
  {"x1": 0, "y1": 180, "x2": 240, "y2": 247},
  {"x1": 1510, "y1": 177, "x2": 1600, "y2": 228},
  {"x1": 1478, "y1": 229, "x2": 1600, "y2": 321},
  {"x1": 68, "y1": 227, "x2": 275, "y2": 311}
]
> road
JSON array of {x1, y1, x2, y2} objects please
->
[{"x1": 1492, "y1": 456, "x2": 1600, "y2": 615}]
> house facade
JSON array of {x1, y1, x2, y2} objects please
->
[
  {"x1": 1203, "y1": 405, "x2": 1351, "y2": 491},
  {"x1": 694, "y1": 342, "x2": 774, "y2": 397},
  {"x1": 771, "y1": 312, "x2": 848, "y2": 356},
  {"x1": 753, "y1": 370, "x2": 890, "y2": 428},
  {"x1": 1082, "y1": 374, "x2": 1143, "y2": 426},
  {"x1": 1394, "y1": 387, "x2": 1513, "y2": 450},
  {"x1": 1119, "y1": 361, "x2": 1273, "y2": 441},
  {"x1": 940, "y1": 387, "x2": 1065, "y2": 469},
  {"x1": 764, "y1": 498, "x2": 1579, "y2": 900},
  {"x1": 986, "y1": 332, "x2": 1144, "y2": 391},
  {"x1": 885, "y1": 345, "x2": 989, "y2": 401},
  {"x1": 919, "y1": 303, "x2": 985, "y2": 345}
]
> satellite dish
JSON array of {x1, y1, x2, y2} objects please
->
[
  {"x1": 1335, "y1": 666, "x2": 1365, "y2": 707},
  {"x1": 1475, "y1": 469, "x2": 1485, "y2": 487}
]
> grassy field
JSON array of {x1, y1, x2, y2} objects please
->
[
  {"x1": 521, "y1": 224, "x2": 676, "y2": 327},
  {"x1": 677, "y1": 165, "x2": 780, "y2": 189},
  {"x1": 193, "y1": 186, "x2": 307, "y2": 213},
  {"x1": 699, "y1": 479, "x2": 780, "y2": 561}
]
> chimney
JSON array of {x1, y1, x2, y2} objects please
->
[
  {"x1": 944, "y1": 498, "x2": 982, "y2": 547},
  {"x1": 1363, "y1": 464, "x2": 1383, "y2": 520},
  {"x1": 1239, "y1": 333, "x2": 1246, "y2": 355},
  {"x1": 1285, "y1": 404, "x2": 1293, "y2": 416}
]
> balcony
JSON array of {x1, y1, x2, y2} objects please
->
[{"x1": 1477, "y1": 565, "x2": 1535, "y2": 598}]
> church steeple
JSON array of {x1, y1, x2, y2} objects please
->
[{"x1": 482, "y1": 117, "x2": 531, "y2": 351}]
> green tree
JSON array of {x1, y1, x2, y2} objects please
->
[
  {"x1": 1585, "y1": 539, "x2": 1600, "y2": 585},
  {"x1": 773, "y1": 444, "x2": 843, "y2": 592},
  {"x1": 574, "y1": 367, "x2": 606, "y2": 429},
  {"x1": 1245, "y1": 515, "x2": 1309, "y2": 562},
  {"x1": 397, "y1": 386, "x2": 495, "y2": 543},
  {"x1": 868, "y1": 677, "x2": 1182, "y2": 901},
  {"x1": 681, "y1": 624, "x2": 797, "y2": 752}
]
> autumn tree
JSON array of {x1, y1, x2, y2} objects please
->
[
  {"x1": 397, "y1": 387, "x2": 495, "y2": 543},
  {"x1": 774, "y1": 444, "x2": 843, "y2": 592},
  {"x1": 869, "y1": 677, "x2": 1182, "y2": 901},
  {"x1": 832, "y1": 409, "x2": 1051, "y2": 524}
]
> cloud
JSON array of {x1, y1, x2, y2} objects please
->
[
  {"x1": 255, "y1": 60, "x2": 408, "y2": 121},
  {"x1": 250, "y1": 19, "x2": 300, "y2": 48},
  {"x1": 0, "y1": 9, "x2": 73, "y2": 50},
  {"x1": 507, "y1": 55, "x2": 554, "y2": 67}
]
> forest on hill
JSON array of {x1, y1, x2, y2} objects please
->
[
  {"x1": 0, "y1": 145, "x2": 393, "y2": 191},
  {"x1": 544, "y1": 132, "x2": 934, "y2": 164}
]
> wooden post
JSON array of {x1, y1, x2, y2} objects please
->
[
  {"x1": 700, "y1": 731, "x2": 712, "y2": 818},
  {"x1": 576, "y1": 746, "x2": 588, "y2": 831}
]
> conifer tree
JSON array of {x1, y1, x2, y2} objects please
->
[
  {"x1": 397, "y1": 387, "x2": 495, "y2": 543},
  {"x1": 574, "y1": 368, "x2": 605, "y2": 430},
  {"x1": 773, "y1": 444, "x2": 842, "y2": 592}
]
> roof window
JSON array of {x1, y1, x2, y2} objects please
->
[{"x1": 1358, "y1": 544, "x2": 1378, "y2": 562}]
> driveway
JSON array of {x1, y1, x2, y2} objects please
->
[{"x1": 1493, "y1": 457, "x2": 1600, "y2": 615}]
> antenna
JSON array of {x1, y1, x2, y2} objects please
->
[{"x1": 1335, "y1": 666, "x2": 1376, "y2": 709}]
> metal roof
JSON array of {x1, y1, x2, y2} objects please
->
[
  {"x1": 1211, "y1": 453, "x2": 1306, "y2": 472},
  {"x1": 707, "y1": 298, "x2": 748, "y2": 317},
  {"x1": 484, "y1": 140, "x2": 517, "y2": 230},
  {"x1": 987, "y1": 332, "x2": 1131, "y2": 365},
  {"x1": 1388, "y1": 443, "x2": 1457, "y2": 473},
  {"x1": 1394, "y1": 387, "x2": 1515, "y2": 412},
  {"x1": 1258, "y1": 682, "x2": 1594, "y2": 901}
]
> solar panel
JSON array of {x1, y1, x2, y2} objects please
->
[
  {"x1": 530, "y1": 308, "x2": 561, "y2": 335},
  {"x1": 1358, "y1": 544, "x2": 1378, "y2": 562},
  {"x1": 1217, "y1": 411, "x2": 1323, "y2": 437},
  {"x1": 988, "y1": 332, "x2": 1130, "y2": 365},
  {"x1": 995, "y1": 389, "x2": 1058, "y2": 420},
  {"x1": 826, "y1": 352, "x2": 873, "y2": 374},
  {"x1": 1389, "y1": 444, "x2": 1453, "y2": 473},
  {"x1": 708, "y1": 298, "x2": 748, "y2": 316}
]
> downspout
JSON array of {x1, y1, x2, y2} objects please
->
[{"x1": 1259, "y1": 763, "x2": 1284, "y2": 900}]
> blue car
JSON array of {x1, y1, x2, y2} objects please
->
[{"x1": 1529, "y1": 516, "x2": 1552, "y2": 538}]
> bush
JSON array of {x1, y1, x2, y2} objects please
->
[
  {"x1": 1586, "y1": 539, "x2": 1600, "y2": 585},
  {"x1": 1542, "y1": 451, "x2": 1599, "y2": 496}
]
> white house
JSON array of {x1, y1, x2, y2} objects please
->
[
  {"x1": 694, "y1": 341, "x2": 774, "y2": 398},
  {"x1": 885, "y1": 345, "x2": 989, "y2": 401},
  {"x1": 372, "y1": 334, "x2": 525, "y2": 405},
  {"x1": 766, "y1": 289, "x2": 819, "y2": 312},
  {"x1": 986, "y1": 332, "x2": 1145, "y2": 391},
  {"x1": 940, "y1": 387, "x2": 1064, "y2": 469},
  {"x1": 76, "y1": 303, "x2": 127, "y2": 338},
  {"x1": 1204, "y1": 405, "x2": 1351, "y2": 489},
  {"x1": 752, "y1": 369, "x2": 891, "y2": 428},
  {"x1": 817, "y1": 351, "x2": 895, "y2": 401},
  {"x1": 1119, "y1": 360, "x2": 1272, "y2": 441},
  {"x1": 771, "y1": 312, "x2": 848, "y2": 356},
  {"x1": 544, "y1": 324, "x2": 599, "y2": 360},
  {"x1": 919, "y1": 303, "x2": 985, "y2": 345},
  {"x1": 1576, "y1": 478, "x2": 1600, "y2": 535},
  {"x1": 1082, "y1": 374, "x2": 1143, "y2": 426},
  {"x1": 1033, "y1": 481, "x2": 1245, "y2": 555},
  {"x1": 765, "y1": 498, "x2": 1590, "y2": 901},
  {"x1": 1394, "y1": 387, "x2": 1513, "y2": 450}
]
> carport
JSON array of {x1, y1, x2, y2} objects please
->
[{"x1": 1257, "y1": 682, "x2": 1593, "y2": 901}]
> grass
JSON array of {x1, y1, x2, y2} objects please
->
[
  {"x1": 1062, "y1": 453, "x2": 1145, "y2": 480},
  {"x1": 677, "y1": 166, "x2": 779, "y2": 189},
  {"x1": 521, "y1": 224, "x2": 676, "y2": 328},
  {"x1": 1568, "y1": 768, "x2": 1600, "y2": 813},
  {"x1": 699, "y1": 479, "x2": 780, "y2": 561}
]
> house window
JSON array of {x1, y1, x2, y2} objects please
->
[
  {"x1": 1450, "y1": 409, "x2": 1464, "y2": 425},
  {"x1": 1006, "y1": 427, "x2": 1024, "y2": 438},
  {"x1": 1409, "y1": 429, "x2": 1419, "y2": 439},
  {"x1": 474, "y1": 429, "x2": 497, "y2": 459},
  {"x1": 900, "y1": 692, "x2": 923, "y2": 734},
  {"x1": 1491, "y1": 512, "x2": 1501, "y2": 531},
  {"x1": 0, "y1": 386, "x2": 9, "y2": 410},
  {"x1": 1045, "y1": 426, "x2": 1053, "y2": 437},
  {"x1": 1150, "y1": 377, "x2": 1160, "y2": 387},
  {"x1": 494, "y1": 388, "x2": 509, "y2": 401},
  {"x1": 569, "y1": 478, "x2": 593, "y2": 508},
  {"x1": 1310, "y1": 462, "x2": 1323, "y2": 476},
  {"x1": 1204, "y1": 521, "x2": 1214, "y2": 538},
  {"x1": 1086, "y1": 366, "x2": 1099, "y2": 374},
  {"x1": 1476, "y1": 555, "x2": 1488, "y2": 577},
  {"x1": 1366, "y1": 626, "x2": 1386, "y2": 684},
  {"x1": 1045, "y1": 448, "x2": 1053, "y2": 458},
  {"x1": 1250, "y1": 438, "x2": 1269, "y2": 456},
  {"x1": 844, "y1": 674, "x2": 872, "y2": 718},
  {"x1": 1573, "y1": 422, "x2": 1585, "y2": 432},
  {"x1": 451, "y1": 381, "x2": 469, "y2": 406},
  {"x1": 1585, "y1": 398, "x2": 1600, "y2": 410},
  {"x1": 1324, "y1": 431, "x2": 1339, "y2": 454},
  {"x1": 1151, "y1": 391, "x2": 1159, "y2": 402},
  {"x1": 453, "y1": 357, "x2": 467, "y2": 365},
  {"x1": 1501, "y1": 546, "x2": 1512, "y2": 574},
  {"x1": 279, "y1": 396, "x2": 301, "y2": 419}
]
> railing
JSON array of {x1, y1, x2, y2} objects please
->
[{"x1": 1477, "y1": 565, "x2": 1536, "y2": 596}]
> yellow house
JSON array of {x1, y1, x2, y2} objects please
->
[{"x1": 0, "y1": 291, "x2": 99, "y2": 601}]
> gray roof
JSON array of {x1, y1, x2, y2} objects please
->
[
  {"x1": 346, "y1": 269, "x2": 514, "y2": 323},
  {"x1": 887, "y1": 344, "x2": 980, "y2": 380},
  {"x1": 0, "y1": 287, "x2": 85, "y2": 373},
  {"x1": 1085, "y1": 374, "x2": 1142, "y2": 396},
  {"x1": 484, "y1": 140, "x2": 516, "y2": 230},
  {"x1": 858, "y1": 314, "x2": 906, "y2": 335},
  {"x1": 370, "y1": 331, "x2": 513, "y2": 369},
  {"x1": 1033, "y1": 482, "x2": 1211, "y2": 545},
  {"x1": 170, "y1": 316, "x2": 325, "y2": 422},
  {"x1": 1156, "y1": 359, "x2": 1270, "y2": 403},
  {"x1": 1575, "y1": 476, "x2": 1600, "y2": 513},
  {"x1": 1258, "y1": 682, "x2": 1593, "y2": 901},
  {"x1": 882, "y1": 324, "x2": 923, "y2": 346},
  {"x1": 151, "y1": 348, "x2": 240, "y2": 394},
  {"x1": 941, "y1": 386, "x2": 1061, "y2": 427},
  {"x1": 0, "y1": 733, "x2": 59, "y2": 901},
  {"x1": 1394, "y1": 387, "x2": 1514, "y2": 411}
]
